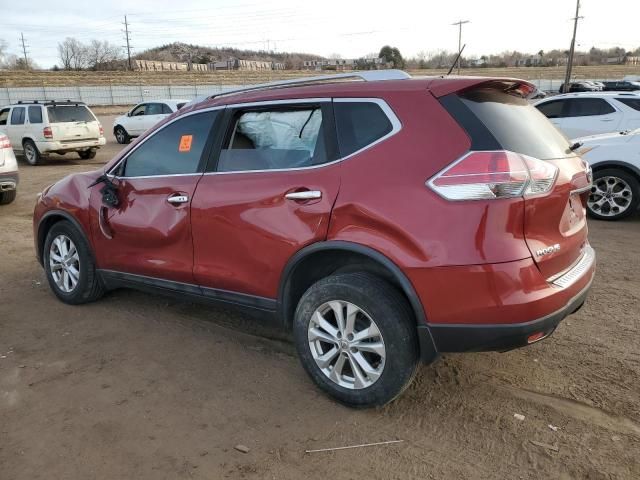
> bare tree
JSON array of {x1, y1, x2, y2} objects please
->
[
  {"x1": 86, "y1": 40, "x2": 122, "y2": 70},
  {"x1": 58, "y1": 37, "x2": 88, "y2": 70}
]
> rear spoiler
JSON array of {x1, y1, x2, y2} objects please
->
[{"x1": 427, "y1": 77, "x2": 536, "y2": 99}]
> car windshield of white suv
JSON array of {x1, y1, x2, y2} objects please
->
[{"x1": 47, "y1": 105, "x2": 95, "y2": 123}]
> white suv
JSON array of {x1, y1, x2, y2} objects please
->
[
  {"x1": 0, "y1": 101, "x2": 105, "y2": 165},
  {"x1": 113, "y1": 99, "x2": 188, "y2": 144},
  {"x1": 534, "y1": 92, "x2": 640, "y2": 138}
]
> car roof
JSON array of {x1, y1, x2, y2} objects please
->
[
  {"x1": 182, "y1": 73, "x2": 534, "y2": 114},
  {"x1": 536, "y1": 92, "x2": 640, "y2": 102}
]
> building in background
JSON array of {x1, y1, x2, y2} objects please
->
[{"x1": 135, "y1": 58, "x2": 285, "y2": 72}]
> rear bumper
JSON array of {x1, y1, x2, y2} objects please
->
[
  {"x1": 0, "y1": 171, "x2": 19, "y2": 191},
  {"x1": 419, "y1": 276, "x2": 592, "y2": 353},
  {"x1": 411, "y1": 246, "x2": 595, "y2": 358},
  {"x1": 36, "y1": 137, "x2": 105, "y2": 153}
]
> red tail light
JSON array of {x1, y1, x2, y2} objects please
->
[
  {"x1": 0, "y1": 134, "x2": 10, "y2": 149},
  {"x1": 428, "y1": 150, "x2": 558, "y2": 201},
  {"x1": 99, "y1": 124, "x2": 104, "y2": 136},
  {"x1": 43, "y1": 127, "x2": 53, "y2": 139}
]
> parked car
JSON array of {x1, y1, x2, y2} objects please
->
[
  {"x1": 534, "y1": 92, "x2": 640, "y2": 138},
  {"x1": 558, "y1": 82, "x2": 600, "y2": 93},
  {"x1": 113, "y1": 99, "x2": 188, "y2": 144},
  {"x1": 33, "y1": 72, "x2": 595, "y2": 407},
  {"x1": 0, "y1": 101, "x2": 105, "y2": 165},
  {"x1": 0, "y1": 133, "x2": 18, "y2": 204},
  {"x1": 602, "y1": 80, "x2": 640, "y2": 92},
  {"x1": 574, "y1": 128, "x2": 640, "y2": 220}
]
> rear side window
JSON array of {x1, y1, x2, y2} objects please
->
[
  {"x1": 28, "y1": 106, "x2": 43, "y2": 124},
  {"x1": 536, "y1": 100, "x2": 566, "y2": 118},
  {"x1": 47, "y1": 105, "x2": 94, "y2": 123},
  {"x1": 218, "y1": 107, "x2": 327, "y2": 172},
  {"x1": 161, "y1": 104, "x2": 173, "y2": 114},
  {"x1": 334, "y1": 101, "x2": 392, "y2": 156},
  {"x1": 145, "y1": 103, "x2": 164, "y2": 115},
  {"x1": 10, "y1": 107, "x2": 25, "y2": 125},
  {"x1": 565, "y1": 98, "x2": 615, "y2": 117},
  {"x1": 121, "y1": 111, "x2": 217, "y2": 177},
  {"x1": 617, "y1": 98, "x2": 640, "y2": 111},
  {"x1": 457, "y1": 89, "x2": 573, "y2": 160}
]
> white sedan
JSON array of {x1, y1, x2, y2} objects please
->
[
  {"x1": 113, "y1": 99, "x2": 188, "y2": 144},
  {"x1": 577, "y1": 128, "x2": 640, "y2": 220}
]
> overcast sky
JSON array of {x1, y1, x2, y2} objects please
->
[{"x1": 2, "y1": 0, "x2": 639, "y2": 68}]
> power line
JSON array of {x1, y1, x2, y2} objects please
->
[
  {"x1": 122, "y1": 15, "x2": 133, "y2": 71},
  {"x1": 451, "y1": 20, "x2": 470, "y2": 75},
  {"x1": 563, "y1": 0, "x2": 583, "y2": 92}
]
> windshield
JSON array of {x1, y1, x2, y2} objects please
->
[
  {"x1": 460, "y1": 89, "x2": 575, "y2": 160},
  {"x1": 47, "y1": 105, "x2": 95, "y2": 123}
]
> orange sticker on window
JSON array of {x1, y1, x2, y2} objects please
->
[{"x1": 179, "y1": 135, "x2": 193, "y2": 152}]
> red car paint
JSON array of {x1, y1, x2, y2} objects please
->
[{"x1": 34, "y1": 76, "x2": 595, "y2": 356}]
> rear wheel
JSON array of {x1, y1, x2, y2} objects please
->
[
  {"x1": 587, "y1": 169, "x2": 639, "y2": 221},
  {"x1": 78, "y1": 150, "x2": 97, "y2": 160},
  {"x1": 293, "y1": 272, "x2": 419, "y2": 407},
  {"x1": 114, "y1": 126, "x2": 130, "y2": 144},
  {"x1": 23, "y1": 139, "x2": 41, "y2": 165},
  {"x1": 0, "y1": 189, "x2": 16, "y2": 205},
  {"x1": 43, "y1": 220, "x2": 105, "y2": 304}
]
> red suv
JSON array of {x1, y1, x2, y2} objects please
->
[{"x1": 33, "y1": 71, "x2": 595, "y2": 407}]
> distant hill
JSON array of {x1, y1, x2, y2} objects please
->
[{"x1": 134, "y1": 42, "x2": 324, "y2": 69}]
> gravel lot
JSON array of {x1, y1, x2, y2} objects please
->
[{"x1": 1, "y1": 114, "x2": 639, "y2": 479}]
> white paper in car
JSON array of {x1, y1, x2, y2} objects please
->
[{"x1": 237, "y1": 110, "x2": 321, "y2": 154}]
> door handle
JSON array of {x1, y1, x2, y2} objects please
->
[
  {"x1": 285, "y1": 190, "x2": 322, "y2": 201},
  {"x1": 167, "y1": 194, "x2": 189, "y2": 204}
]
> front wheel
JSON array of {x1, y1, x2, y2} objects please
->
[
  {"x1": 587, "y1": 169, "x2": 639, "y2": 221},
  {"x1": 114, "y1": 126, "x2": 130, "y2": 144},
  {"x1": 43, "y1": 220, "x2": 105, "y2": 304},
  {"x1": 293, "y1": 272, "x2": 419, "y2": 407}
]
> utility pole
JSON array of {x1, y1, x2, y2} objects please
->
[
  {"x1": 123, "y1": 15, "x2": 133, "y2": 71},
  {"x1": 451, "y1": 20, "x2": 470, "y2": 75},
  {"x1": 563, "y1": 0, "x2": 583, "y2": 93},
  {"x1": 19, "y1": 32, "x2": 29, "y2": 69}
]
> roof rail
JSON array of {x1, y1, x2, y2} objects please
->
[
  {"x1": 15, "y1": 99, "x2": 84, "y2": 105},
  {"x1": 204, "y1": 69, "x2": 411, "y2": 101}
]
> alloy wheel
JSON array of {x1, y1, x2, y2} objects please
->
[
  {"x1": 307, "y1": 300, "x2": 386, "y2": 390},
  {"x1": 49, "y1": 234, "x2": 80, "y2": 293},
  {"x1": 24, "y1": 143, "x2": 37, "y2": 164},
  {"x1": 588, "y1": 175, "x2": 633, "y2": 217}
]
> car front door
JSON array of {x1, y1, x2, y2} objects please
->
[
  {"x1": 127, "y1": 103, "x2": 147, "y2": 136},
  {"x1": 90, "y1": 109, "x2": 220, "y2": 284},
  {"x1": 0, "y1": 108, "x2": 10, "y2": 136},
  {"x1": 562, "y1": 98, "x2": 620, "y2": 137},
  {"x1": 190, "y1": 101, "x2": 341, "y2": 303}
]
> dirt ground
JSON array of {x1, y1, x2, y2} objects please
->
[{"x1": 1, "y1": 116, "x2": 639, "y2": 479}]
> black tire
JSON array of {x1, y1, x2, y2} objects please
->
[
  {"x1": 293, "y1": 272, "x2": 419, "y2": 408},
  {"x1": 43, "y1": 220, "x2": 105, "y2": 304},
  {"x1": 114, "y1": 126, "x2": 130, "y2": 144},
  {"x1": 78, "y1": 150, "x2": 97, "y2": 160},
  {"x1": 23, "y1": 139, "x2": 41, "y2": 165},
  {"x1": 0, "y1": 189, "x2": 17, "y2": 205},
  {"x1": 587, "y1": 168, "x2": 640, "y2": 221}
]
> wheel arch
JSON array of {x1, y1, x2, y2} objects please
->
[
  {"x1": 277, "y1": 241, "x2": 437, "y2": 362},
  {"x1": 591, "y1": 160, "x2": 640, "y2": 180},
  {"x1": 37, "y1": 210, "x2": 90, "y2": 266}
]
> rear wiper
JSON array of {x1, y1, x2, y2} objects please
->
[{"x1": 569, "y1": 141, "x2": 583, "y2": 151}]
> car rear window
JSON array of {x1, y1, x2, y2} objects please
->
[
  {"x1": 334, "y1": 102, "x2": 393, "y2": 157},
  {"x1": 618, "y1": 98, "x2": 640, "y2": 111},
  {"x1": 458, "y1": 89, "x2": 574, "y2": 160},
  {"x1": 46, "y1": 105, "x2": 95, "y2": 123}
]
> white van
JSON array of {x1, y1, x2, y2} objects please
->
[{"x1": 0, "y1": 101, "x2": 105, "y2": 165}]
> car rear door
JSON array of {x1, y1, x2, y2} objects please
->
[
  {"x1": 6, "y1": 107, "x2": 26, "y2": 148},
  {"x1": 190, "y1": 100, "x2": 340, "y2": 301},
  {"x1": 561, "y1": 98, "x2": 621, "y2": 138},
  {"x1": 90, "y1": 109, "x2": 220, "y2": 283},
  {"x1": 142, "y1": 103, "x2": 168, "y2": 132}
]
